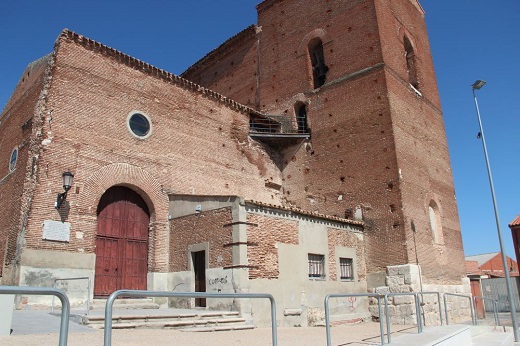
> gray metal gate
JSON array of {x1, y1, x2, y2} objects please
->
[{"x1": 481, "y1": 277, "x2": 520, "y2": 312}]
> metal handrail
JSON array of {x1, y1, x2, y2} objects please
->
[
  {"x1": 473, "y1": 296, "x2": 499, "y2": 326},
  {"x1": 103, "y1": 290, "x2": 277, "y2": 346},
  {"x1": 51, "y1": 277, "x2": 91, "y2": 315},
  {"x1": 418, "y1": 291, "x2": 444, "y2": 326},
  {"x1": 0, "y1": 286, "x2": 70, "y2": 346},
  {"x1": 443, "y1": 293, "x2": 476, "y2": 325},
  {"x1": 324, "y1": 293, "x2": 385, "y2": 346},
  {"x1": 249, "y1": 114, "x2": 308, "y2": 134},
  {"x1": 383, "y1": 292, "x2": 422, "y2": 344}
]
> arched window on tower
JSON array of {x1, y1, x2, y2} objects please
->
[
  {"x1": 404, "y1": 36, "x2": 419, "y2": 90},
  {"x1": 308, "y1": 38, "x2": 329, "y2": 89},
  {"x1": 295, "y1": 103, "x2": 308, "y2": 134},
  {"x1": 428, "y1": 201, "x2": 443, "y2": 244}
]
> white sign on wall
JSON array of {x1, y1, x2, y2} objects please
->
[{"x1": 43, "y1": 220, "x2": 71, "y2": 242}]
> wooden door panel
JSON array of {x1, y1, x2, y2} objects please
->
[
  {"x1": 95, "y1": 186, "x2": 149, "y2": 297},
  {"x1": 121, "y1": 240, "x2": 147, "y2": 290},
  {"x1": 471, "y1": 280, "x2": 485, "y2": 318},
  {"x1": 94, "y1": 237, "x2": 120, "y2": 296}
]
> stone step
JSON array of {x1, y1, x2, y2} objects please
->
[
  {"x1": 180, "y1": 324, "x2": 256, "y2": 332},
  {"x1": 84, "y1": 310, "x2": 250, "y2": 332},
  {"x1": 86, "y1": 311, "x2": 240, "y2": 325},
  {"x1": 90, "y1": 298, "x2": 159, "y2": 310},
  {"x1": 90, "y1": 318, "x2": 248, "y2": 330}
]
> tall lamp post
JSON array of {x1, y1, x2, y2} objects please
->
[{"x1": 472, "y1": 80, "x2": 519, "y2": 340}]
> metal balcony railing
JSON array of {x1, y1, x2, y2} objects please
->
[{"x1": 249, "y1": 114, "x2": 309, "y2": 146}]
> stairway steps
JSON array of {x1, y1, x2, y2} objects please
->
[
  {"x1": 180, "y1": 324, "x2": 256, "y2": 332},
  {"x1": 87, "y1": 311, "x2": 240, "y2": 323},
  {"x1": 84, "y1": 308, "x2": 250, "y2": 332},
  {"x1": 91, "y1": 318, "x2": 249, "y2": 330},
  {"x1": 90, "y1": 298, "x2": 159, "y2": 310}
]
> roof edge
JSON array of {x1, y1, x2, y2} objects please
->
[
  {"x1": 57, "y1": 29, "x2": 261, "y2": 117},
  {"x1": 244, "y1": 200, "x2": 364, "y2": 227},
  {"x1": 509, "y1": 214, "x2": 520, "y2": 227},
  {"x1": 182, "y1": 25, "x2": 258, "y2": 78}
]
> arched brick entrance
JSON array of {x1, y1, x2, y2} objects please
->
[{"x1": 94, "y1": 186, "x2": 150, "y2": 297}]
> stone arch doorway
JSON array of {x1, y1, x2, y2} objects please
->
[{"x1": 94, "y1": 186, "x2": 150, "y2": 297}]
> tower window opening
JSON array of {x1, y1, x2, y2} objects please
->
[
  {"x1": 308, "y1": 38, "x2": 329, "y2": 89},
  {"x1": 295, "y1": 103, "x2": 308, "y2": 133},
  {"x1": 429, "y1": 200, "x2": 443, "y2": 244},
  {"x1": 404, "y1": 36, "x2": 419, "y2": 90}
]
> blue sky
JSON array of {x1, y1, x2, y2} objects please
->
[{"x1": 1, "y1": 1, "x2": 519, "y2": 258}]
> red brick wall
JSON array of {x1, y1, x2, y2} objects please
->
[
  {"x1": 481, "y1": 254, "x2": 519, "y2": 277},
  {"x1": 375, "y1": 0, "x2": 441, "y2": 107},
  {"x1": 182, "y1": 0, "x2": 465, "y2": 283},
  {"x1": 254, "y1": 0, "x2": 409, "y2": 274},
  {"x1": 256, "y1": 0, "x2": 382, "y2": 113},
  {"x1": 465, "y1": 261, "x2": 480, "y2": 275},
  {"x1": 246, "y1": 212, "x2": 299, "y2": 279},
  {"x1": 376, "y1": 0, "x2": 465, "y2": 282},
  {"x1": 0, "y1": 55, "x2": 50, "y2": 279},
  {"x1": 17, "y1": 32, "x2": 282, "y2": 272},
  {"x1": 4, "y1": 0, "x2": 467, "y2": 286},
  {"x1": 328, "y1": 228, "x2": 366, "y2": 281},
  {"x1": 511, "y1": 225, "x2": 520, "y2": 271},
  {"x1": 169, "y1": 207, "x2": 233, "y2": 271},
  {"x1": 182, "y1": 27, "x2": 259, "y2": 109}
]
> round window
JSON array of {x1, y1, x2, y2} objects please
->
[
  {"x1": 9, "y1": 147, "x2": 18, "y2": 172},
  {"x1": 127, "y1": 112, "x2": 152, "y2": 139}
]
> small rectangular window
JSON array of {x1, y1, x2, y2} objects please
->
[
  {"x1": 340, "y1": 258, "x2": 354, "y2": 280},
  {"x1": 308, "y1": 254, "x2": 325, "y2": 278}
]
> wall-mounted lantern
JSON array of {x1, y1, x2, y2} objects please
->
[{"x1": 55, "y1": 172, "x2": 74, "y2": 209}]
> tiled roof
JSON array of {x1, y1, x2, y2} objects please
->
[
  {"x1": 244, "y1": 200, "x2": 364, "y2": 226},
  {"x1": 509, "y1": 214, "x2": 520, "y2": 227},
  {"x1": 465, "y1": 252, "x2": 500, "y2": 266}
]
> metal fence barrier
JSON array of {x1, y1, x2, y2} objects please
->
[
  {"x1": 51, "y1": 277, "x2": 91, "y2": 316},
  {"x1": 0, "y1": 285, "x2": 70, "y2": 346},
  {"x1": 418, "y1": 291, "x2": 444, "y2": 326},
  {"x1": 324, "y1": 293, "x2": 385, "y2": 346},
  {"x1": 103, "y1": 290, "x2": 277, "y2": 346},
  {"x1": 443, "y1": 293, "x2": 476, "y2": 325},
  {"x1": 473, "y1": 295, "x2": 499, "y2": 326},
  {"x1": 383, "y1": 292, "x2": 422, "y2": 344},
  {"x1": 383, "y1": 292, "x2": 444, "y2": 344}
]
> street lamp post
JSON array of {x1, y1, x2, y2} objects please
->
[{"x1": 472, "y1": 80, "x2": 519, "y2": 341}]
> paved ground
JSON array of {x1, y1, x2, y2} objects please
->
[
  {"x1": 0, "y1": 309, "x2": 514, "y2": 345},
  {"x1": 2, "y1": 309, "x2": 419, "y2": 345}
]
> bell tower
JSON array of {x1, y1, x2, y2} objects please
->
[
  {"x1": 253, "y1": 0, "x2": 464, "y2": 283},
  {"x1": 182, "y1": 0, "x2": 466, "y2": 284}
]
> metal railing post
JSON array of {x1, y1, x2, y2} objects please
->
[
  {"x1": 418, "y1": 291, "x2": 443, "y2": 326},
  {"x1": 473, "y1": 296, "x2": 500, "y2": 327},
  {"x1": 416, "y1": 293, "x2": 423, "y2": 333},
  {"x1": 325, "y1": 293, "x2": 384, "y2": 346},
  {"x1": 384, "y1": 292, "x2": 422, "y2": 344},
  {"x1": 0, "y1": 286, "x2": 70, "y2": 346},
  {"x1": 103, "y1": 290, "x2": 277, "y2": 346},
  {"x1": 51, "y1": 277, "x2": 91, "y2": 316},
  {"x1": 384, "y1": 294, "x2": 391, "y2": 344},
  {"x1": 444, "y1": 293, "x2": 475, "y2": 325}
]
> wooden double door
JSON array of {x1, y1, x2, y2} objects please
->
[{"x1": 94, "y1": 186, "x2": 150, "y2": 297}]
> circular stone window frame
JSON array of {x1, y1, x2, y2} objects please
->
[
  {"x1": 9, "y1": 146, "x2": 18, "y2": 173},
  {"x1": 126, "y1": 111, "x2": 153, "y2": 140}
]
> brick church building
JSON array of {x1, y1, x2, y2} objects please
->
[{"x1": 0, "y1": 0, "x2": 469, "y2": 326}]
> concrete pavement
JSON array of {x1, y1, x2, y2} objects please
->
[
  {"x1": 2, "y1": 309, "x2": 419, "y2": 345},
  {"x1": 1, "y1": 308, "x2": 515, "y2": 345}
]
